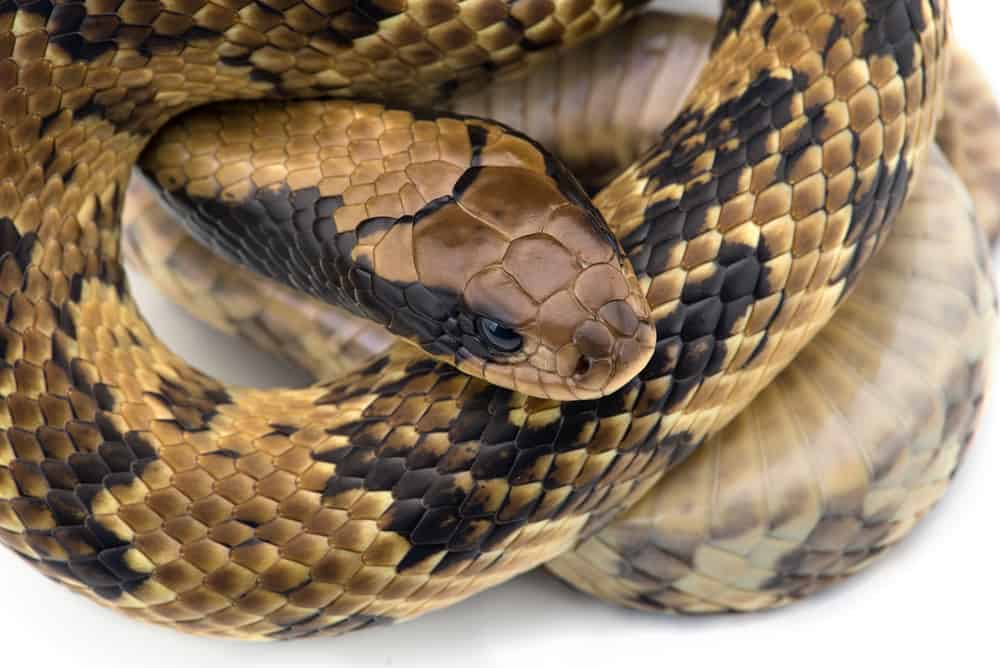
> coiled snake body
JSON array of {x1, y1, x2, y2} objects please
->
[{"x1": 0, "y1": 0, "x2": 973, "y2": 639}]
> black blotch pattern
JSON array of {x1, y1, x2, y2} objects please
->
[
  {"x1": 153, "y1": 176, "x2": 498, "y2": 365},
  {"x1": 307, "y1": 349, "x2": 680, "y2": 577},
  {"x1": 2, "y1": 0, "x2": 933, "y2": 627},
  {"x1": 7, "y1": 417, "x2": 164, "y2": 598},
  {"x1": 468, "y1": 125, "x2": 488, "y2": 166},
  {"x1": 622, "y1": 0, "x2": 927, "y2": 393}
]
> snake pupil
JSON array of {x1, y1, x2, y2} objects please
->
[{"x1": 477, "y1": 318, "x2": 523, "y2": 353}]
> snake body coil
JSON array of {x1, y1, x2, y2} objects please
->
[{"x1": 0, "y1": 0, "x2": 956, "y2": 639}]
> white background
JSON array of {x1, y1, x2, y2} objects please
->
[{"x1": 2, "y1": 6, "x2": 998, "y2": 667}]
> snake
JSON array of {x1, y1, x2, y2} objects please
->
[
  {"x1": 123, "y1": 8, "x2": 1000, "y2": 617},
  {"x1": 0, "y1": 0, "x2": 968, "y2": 640}
]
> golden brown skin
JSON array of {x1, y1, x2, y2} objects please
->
[
  {"x1": 590, "y1": 0, "x2": 949, "y2": 452},
  {"x1": 0, "y1": 0, "x2": 950, "y2": 640},
  {"x1": 548, "y1": 146, "x2": 997, "y2": 612},
  {"x1": 132, "y1": 146, "x2": 997, "y2": 616}
]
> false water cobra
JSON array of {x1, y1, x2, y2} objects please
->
[
  {"x1": 123, "y1": 8, "x2": 1000, "y2": 617},
  {"x1": 0, "y1": 0, "x2": 954, "y2": 639}
]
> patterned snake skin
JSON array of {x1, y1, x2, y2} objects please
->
[{"x1": 0, "y1": 0, "x2": 956, "y2": 640}]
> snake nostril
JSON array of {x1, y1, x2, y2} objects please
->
[{"x1": 574, "y1": 356, "x2": 592, "y2": 378}]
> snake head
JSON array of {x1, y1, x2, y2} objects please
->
[
  {"x1": 410, "y1": 164, "x2": 656, "y2": 401},
  {"x1": 142, "y1": 103, "x2": 654, "y2": 400}
]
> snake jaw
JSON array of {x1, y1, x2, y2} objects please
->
[
  {"x1": 457, "y1": 249, "x2": 655, "y2": 401},
  {"x1": 534, "y1": 265, "x2": 656, "y2": 401}
]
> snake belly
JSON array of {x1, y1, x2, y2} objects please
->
[
  {"x1": 124, "y1": 10, "x2": 999, "y2": 615},
  {"x1": 0, "y1": 0, "x2": 950, "y2": 640}
]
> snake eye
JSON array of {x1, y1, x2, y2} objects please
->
[{"x1": 477, "y1": 317, "x2": 523, "y2": 353}]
